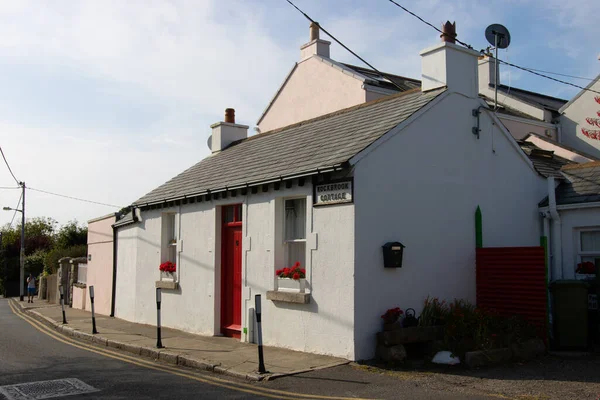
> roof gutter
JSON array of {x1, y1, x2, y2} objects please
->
[{"x1": 133, "y1": 163, "x2": 347, "y2": 208}]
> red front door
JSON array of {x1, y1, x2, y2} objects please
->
[{"x1": 221, "y1": 205, "x2": 242, "y2": 338}]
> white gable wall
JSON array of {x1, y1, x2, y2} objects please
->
[
  {"x1": 560, "y1": 77, "x2": 600, "y2": 159},
  {"x1": 352, "y1": 92, "x2": 546, "y2": 360},
  {"x1": 257, "y1": 57, "x2": 367, "y2": 133}
]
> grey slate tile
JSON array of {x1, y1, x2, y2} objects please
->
[{"x1": 133, "y1": 88, "x2": 445, "y2": 206}]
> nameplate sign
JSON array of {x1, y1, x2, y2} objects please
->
[{"x1": 314, "y1": 179, "x2": 353, "y2": 206}]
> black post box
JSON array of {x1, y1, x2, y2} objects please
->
[{"x1": 382, "y1": 242, "x2": 405, "y2": 268}]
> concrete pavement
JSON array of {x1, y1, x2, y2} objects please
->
[{"x1": 13, "y1": 299, "x2": 348, "y2": 382}]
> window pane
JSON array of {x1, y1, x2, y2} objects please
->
[
  {"x1": 170, "y1": 214, "x2": 176, "y2": 241},
  {"x1": 168, "y1": 245, "x2": 177, "y2": 264},
  {"x1": 286, "y1": 242, "x2": 306, "y2": 269},
  {"x1": 581, "y1": 231, "x2": 600, "y2": 251},
  {"x1": 235, "y1": 204, "x2": 242, "y2": 222},
  {"x1": 224, "y1": 206, "x2": 234, "y2": 223},
  {"x1": 285, "y1": 198, "x2": 306, "y2": 240}
]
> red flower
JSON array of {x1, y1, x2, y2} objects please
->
[
  {"x1": 292, "y1": 273, "x2": 301, "y2": 280},
  {"x1": 159, "y1": 261, "x2": 176, "y2": 273}
]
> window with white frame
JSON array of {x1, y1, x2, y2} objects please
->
[
  {"x1": 163, "y1": 213, "x2": 178, "y2": 264},
  {"x1": 577, "y1": 230, "x2": 600, "y2": 275},
  {"x1": 284, "y1": 198, "x2": 306, "y2": 268}
]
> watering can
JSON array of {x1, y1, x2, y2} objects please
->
[{"x1": 402, "y1": 308, "x2": 419, "y2": 328}]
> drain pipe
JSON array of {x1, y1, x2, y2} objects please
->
[{"x1": 547, "y1": 176, "x2": 562, "y2": 281}]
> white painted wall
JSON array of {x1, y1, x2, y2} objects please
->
[
  {"x1": 352, "y1": 92, "x2": 547, "y2": 360},
  {"x1": 500, "y1": 117, "x2": 556, "y2": 141},
  {"x1": 257, "y1": 56, "x2": 367, "y2": 133},
  {"x1": 420, "y1": 42, "x2": 479, "y2": 98},
  {"x1": 115, "y1": 184, "x2": 356, "y2": 359},
  {"x1": 114, "y1": 224, "x2": 138, "y2": 320},
  {"x1": 560, "y1": 78, "x2": 600, "y2": 159},
  {"x1": 557, "y1": 207, "x2": 600, "y2": 279},
  {"x1": 525, "y1": 135, "x2": 594, "y2": 163}
]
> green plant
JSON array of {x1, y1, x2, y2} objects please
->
[
  {"x1": 43, "y1": 244, "x2": 87, "y2": 274},
  {"x1": 419, "y1": 296, "x2": 448, "y2": 327}
]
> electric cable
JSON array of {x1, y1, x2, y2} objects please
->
[
  {"x1": 386, "y1": 0, "x2": 473, "y2": 48},
  {"x1": 8, "y1": 191, "x2": 23, "y2": 228},
  {"x1": 27, "y1": 187, "x2": 122, "y2": 208},
  {"x1": 0, "y1": 146, "x2": 20, "y2": 185},
  {"x1": 284, "y1": 0, "x2": 406, "y2": 92},
  {"x1": 384, "y1": 0, "x2": 600, "y2": 95}
]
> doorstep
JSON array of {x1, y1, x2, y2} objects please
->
[{"x1": 10, "y1": 298, "x2": 348, "y2": 381}]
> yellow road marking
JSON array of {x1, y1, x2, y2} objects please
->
[{"x1": 8, "y1": 300, "x2": 374, "y2": 400}]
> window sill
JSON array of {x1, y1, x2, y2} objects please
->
[
  {"x1": 266, "y1": 290, "x2": 310, "y2": 304},
  {"x1": 155, "y1": 280, "x2": 179, "y2": 290}
]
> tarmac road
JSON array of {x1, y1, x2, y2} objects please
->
[{"x1": 0, "y1": 298, "x2": 488, "y2": 399}]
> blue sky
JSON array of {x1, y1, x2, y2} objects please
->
[{"x1": 0, "y1": 0, "x2": 598, "y2": 227}]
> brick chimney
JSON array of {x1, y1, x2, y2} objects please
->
[
  {"x1": 209, "y1": 108, "x2": 248, "y2": 153},
  {"x1": 419, "y1": 21, "x2": 480, "y2": 98},
  {"x1": 300, "y1": 22, "x2": 331, "y2": 61}
]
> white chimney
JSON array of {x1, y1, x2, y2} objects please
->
[
  {"x1": 419, "y1": 21, "x2": 480, "y2": 98},
  {"x1": 300, "y1": 22, "x2": 331, "y2": 61},
  {"x1": 209, "y1": 108, "x2": 248, "y2": 153},
  {"x1": 478, "y1": 54, "x2": 499, "y2": 90}
]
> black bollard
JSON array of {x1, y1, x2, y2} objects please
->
[
  {"x1": 255, "y1": 294, "x2": 266, "y2": 374},
  {"x1": 156, "y1": 288, "x2": 163, "y2": 348},
  {"x1": 59, "y1": 286, "x2": 67, "y2": 324},
  {"x1": 89, "y1": 285, "x2": 98, "y2": 334}
]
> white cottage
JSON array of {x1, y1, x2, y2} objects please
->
[
  {"x1": 539, "y1": 162, "x2": 600, "y2": 281},
  {"x1": 114, "y1": 32, "x2": 549, "y2": 360}
]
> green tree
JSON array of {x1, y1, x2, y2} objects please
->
[{"x1": 55, "y1": 221, "x2": 87, "y2": 249}]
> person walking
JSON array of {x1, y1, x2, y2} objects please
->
[{"x1": 26, "y1": 273, "x2": 36, "y2": 303}]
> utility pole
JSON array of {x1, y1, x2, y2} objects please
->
[
  {"x1": 2, "y1": 181, "x2": 26, "y2": 301},
  {"x1": 19, "y1": 182, "x2": 25, "y2": 302}
]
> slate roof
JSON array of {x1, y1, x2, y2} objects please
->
[
  {"x1": 518, "y1": 140, "x2": 574, "y2": 178},
  {"x1": 342, "y1": 63, "x2": 421, "y2": 92},
  {"x1": 133, "y1": 88, "x2": 446, "y2": 206},
  {"x1": 539, "y1": 162, "x2": 600, "y2": 207},
  {"x1": 495, "y1": 85, "x2": 568, "y2": 112}
]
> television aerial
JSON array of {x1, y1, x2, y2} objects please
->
[{"x1": 484, "y1": 24, "x2": 511, "y2": 110}]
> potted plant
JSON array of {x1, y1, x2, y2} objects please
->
[
  {"x1": 576, "y1": 261, "x2": 596, "y2": 280},
  {"x1": 159, "y1": 261, "x2": 177, "y2": 281},
  {"x1": 276, "y1": 262, "x2": 306, "y2": 293},
  {"x1": 381, "y1": 307, "x2": 403, "y2": 331}
]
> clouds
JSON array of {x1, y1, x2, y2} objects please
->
[{"x1": 0, "y1": 0, "x2": 596, "y2": 226}]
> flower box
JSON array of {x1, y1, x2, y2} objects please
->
[
  {"x1": 161, "y1": 271, "x2": 177, "y2": 282},
  {"x1": 277, "y1": 277, "x2": 306, "y2": 293}
]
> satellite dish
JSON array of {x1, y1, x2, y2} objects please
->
[
  {"x1": 207, "y1": 135, "x2": 212, "y2": 151},
  {"x1": 485, "y1": 24, "x2": 511, "y2": 49}
]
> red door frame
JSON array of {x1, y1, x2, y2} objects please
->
[{"x1": 220, "y1": 204, "x2": 243, "y2": 338}]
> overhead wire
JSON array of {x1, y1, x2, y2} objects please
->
[
  {"x1": 0, "y1": 186, "x2": 21, "y2": 190},
  {"x1": 0, "y1": 146, "x2": 20, "y2": 186},
  {"x1": 27, "y1": 187, "x2": 122, "y2": 208},
  {"x1": 511, "y1": 68, "x2": 595, "y2": 82},
  {"x1": 497, "y1": 59, "x2": 600, "y2": 95},
  {"x1": 284, "y1": 0, "x2": 406, "y2": 92},
  {"x1": 8, "y1": 191, "x2": 23, "y2": 228},
  {"x1": 386, "y1": 0, "x2": 473, "y2": 48},
  {"x1": 384, "y1": 0, "x2": 600, "y2": 95}
]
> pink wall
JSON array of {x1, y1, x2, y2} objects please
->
[
  {"x1": 85, "y1": 214, "x2": 115, "y2": 315},
  {"x1": 258, "y1": 57, "x2": 366, "y2": 133}
]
